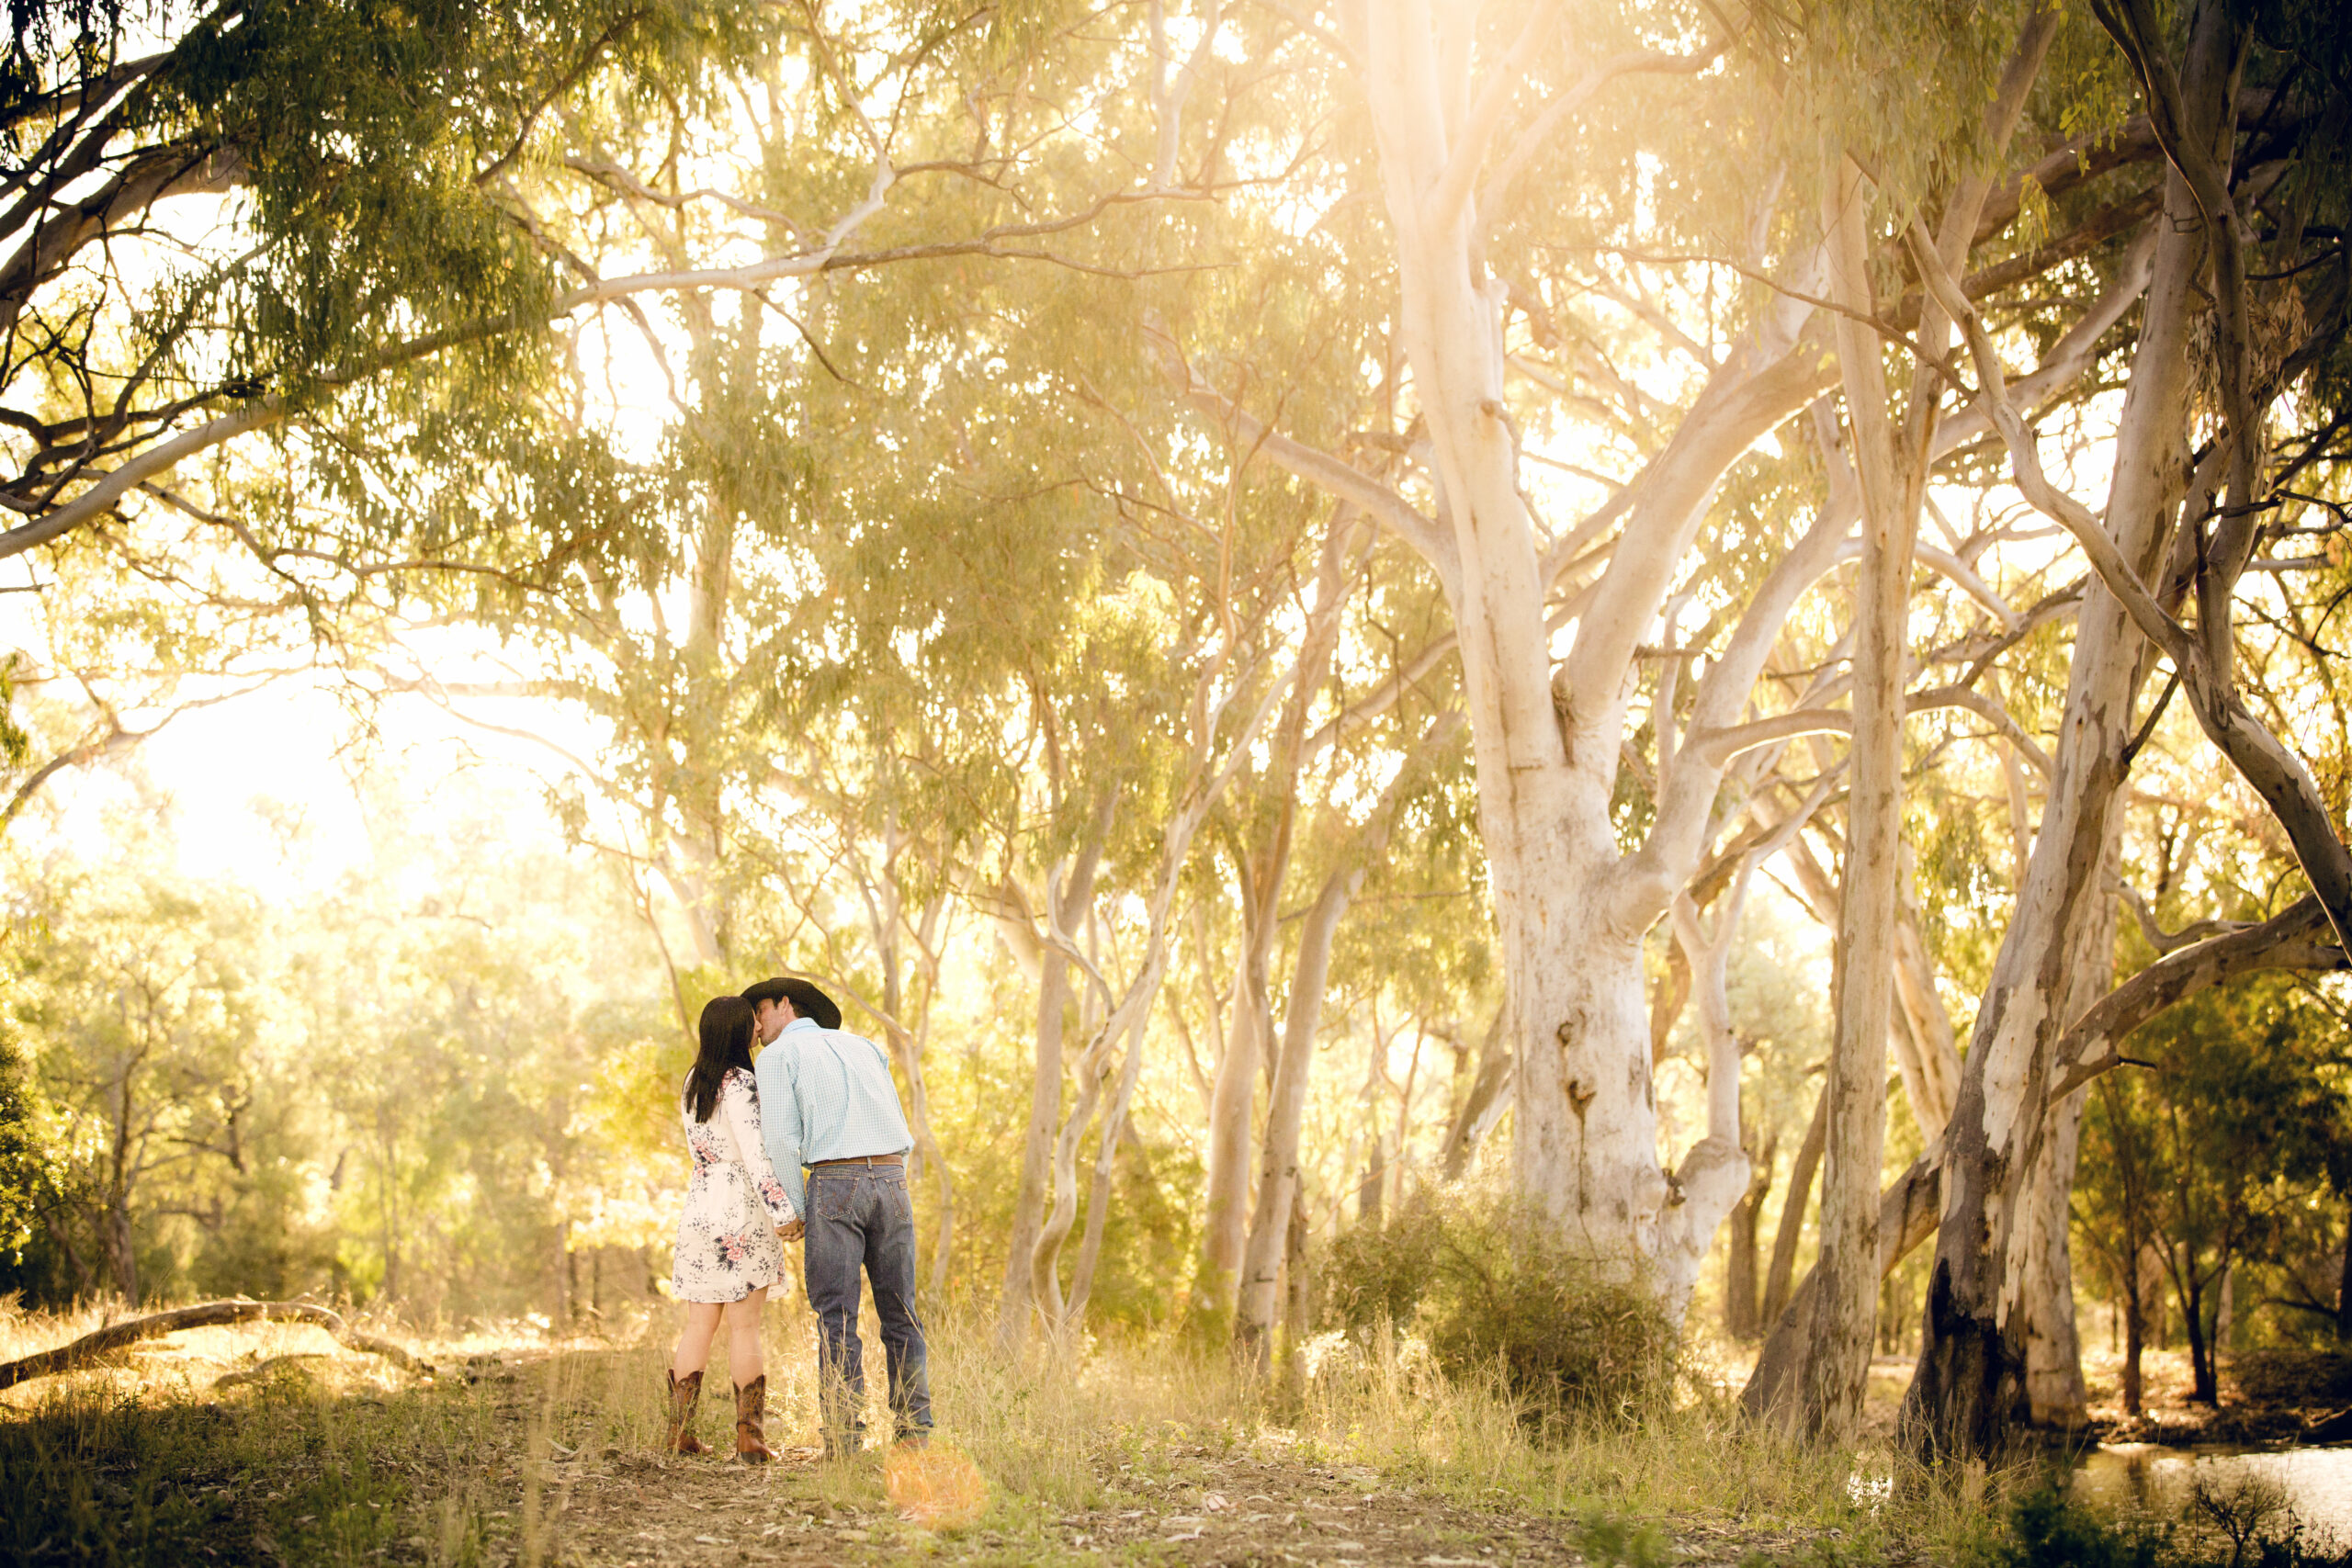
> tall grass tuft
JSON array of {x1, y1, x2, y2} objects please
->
[
  {"x1": 1323, "y1": 1188, "x2": 1680, "y2": 1421},
  {"x1": 923, "y1": 1308, "x2": 1254, "y2": 1507}
]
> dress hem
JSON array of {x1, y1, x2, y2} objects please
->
[{"x1": 670, "y1": 1270, "x2": 785, "y2": 1304}]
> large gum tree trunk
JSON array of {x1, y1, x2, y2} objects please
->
[
  {"x1": 1903, "y1": 19, "x2": 2225, "y2": 1451},
  {"x1": 1361, "y1": 11, "x2": 1678, "y2": 1269},
  {"x1": 1195, "y1": 4, "x2": 1844, "y2": 1306},
  {"x1": 1507, "y1": 857, "x2": 1669, "y2": 1258},
  {"x1": 1781, "y1": 12, "x2": 2061, "y2": 1438}
]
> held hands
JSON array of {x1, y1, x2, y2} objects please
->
[{"x1": 778, "y1": 1217, "x2": 805, "y2": 1242}]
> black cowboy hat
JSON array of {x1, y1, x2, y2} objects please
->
[{"x1": 743, "y1": 975, "x2": 843, "y2": 1032}]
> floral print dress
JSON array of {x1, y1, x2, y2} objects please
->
[{"x1": 671, "y1": 1066, "x2": 797, "y2": 1303}]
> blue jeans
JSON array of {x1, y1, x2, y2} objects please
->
[{"x1": 803, "y1": 1165, "x2": 932, "y2": 1450}]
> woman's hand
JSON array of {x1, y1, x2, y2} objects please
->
[{"x1": 778, "y1": 1218, "x2": 805, "y2": 1242}]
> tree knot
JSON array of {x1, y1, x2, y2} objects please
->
[{"x1": 1566, "y1": 1077, "x2": 1597, "y2": 1119}]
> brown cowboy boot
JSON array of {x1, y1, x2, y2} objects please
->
[
  {"x1": 734, "y1": 1374, "x2": 777, "y2": 1464},
  {"x1": 663, "y1": 1369, "x2": 708, "y2": 1455}
]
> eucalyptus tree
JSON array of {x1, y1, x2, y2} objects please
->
[
  {"x1": 1158, "y1": 0, "x2": 2165, "y2": 1367},
  {"x1": 0, "y1": 0, "x2": 723, "y2": 561},
  {"x1": 2077, "y1": 981, "x2": 2352, "y2": 1405},
  {"x1": 0, "y1": 0, "x2": 1226, "y2": 609},
  {"x1": 123, "y1": 0, "x2": 1278, "y2": 1321},
  {"x1": 11, "y1": 849, "x2": 268, "y2": 1301},
  {"x1": 1893, "y1": 0, "x2": 2352, "y2": 1458}
]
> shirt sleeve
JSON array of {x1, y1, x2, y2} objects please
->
[
  {"x1": 754, "y1": 1044, "x2": 808, "y2": 1220},
  {"x1": 728, "y1": 1069, "x2": 798, "y2": 1226}
]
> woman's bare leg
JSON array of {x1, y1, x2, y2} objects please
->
[
  {"x1": 673, "y1": 1302, "x2": 723, "y2": 1378},
  {"x1": 724, "y1": 1288, "x2": 767, "y2": 1387}
]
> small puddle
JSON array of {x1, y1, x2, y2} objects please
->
[{"x1": 2071, "y1": 1444, "x2": 2352, "y2": 1547}]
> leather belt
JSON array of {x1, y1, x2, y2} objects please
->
[{"x1": 809, "y1": 1153, "x2": 904, "y2": 1168}]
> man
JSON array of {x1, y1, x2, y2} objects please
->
[{"x1": 745, "y1": 975, "x2": 933, "y2": 1456}]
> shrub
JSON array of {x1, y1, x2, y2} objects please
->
[
  {"x1": 1322, "y1": 1189, "x2": 1679, "y2": 1419},
  {"x1": 1982, "y1": 1487, "x2": 2352, "y2": 1568},
  {"x1": 1989, "y1": 1490, "x2": 2170, "y2": 1568},
  {"x1": 2231, "y1": 1348, "x2": 2352, "y2": 1406}
]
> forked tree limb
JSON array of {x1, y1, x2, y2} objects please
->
[
  {"x1": 2048, "y1": 895, "x2": 2349, "y2": 1103},
  {"x1": 1906, "y1": 220, "x2": 2352, "y2": 958},
  {"x1": 0, "y1": 1301, "x2": 434, "y2": 1390}
]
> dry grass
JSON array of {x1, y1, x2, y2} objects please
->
[{"x1": 0, "y1": 1294, "x2": 2020, "y2": 1565}]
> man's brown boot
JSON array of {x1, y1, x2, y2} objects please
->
[
  {"x1": 734, "y1": 1375, "x2": 777, "y2": 1464},
  {"x1": 664, "y1": 1369, "x2": 708, "y2": 1455}
]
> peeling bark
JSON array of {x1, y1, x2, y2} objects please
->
[
  {"x1": 1786, "y1": 153, "x2": 1908, "y2": 1444},
  {"x1": 1903, "y1": 9, "x2": 2233, "y2": 1456},
  {"x1": 1170, "y1": 1, "x2": 2146, "y2": 1314}
]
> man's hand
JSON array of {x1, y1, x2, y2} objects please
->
[{"x1": 779, "y1": 1218, "x2": 805, "y2": 1243}]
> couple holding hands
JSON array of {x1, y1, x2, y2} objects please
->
[{"x1": 663, "y1": 976, "x2": 932, "y2": 1462}]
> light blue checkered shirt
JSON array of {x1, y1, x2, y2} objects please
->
[{"x1": 753, "y1": 1016, "x2": 913, "y2": 1218}]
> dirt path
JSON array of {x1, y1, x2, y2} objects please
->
[{"x1": 535, "y1": 1437, "x2": 1871, "y2": 1568}]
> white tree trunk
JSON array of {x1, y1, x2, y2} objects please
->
[
  {"x1": 998, "y1": 828, "x2": 1107, "y2": 1345},
  {"x1": 1197, "y1": 907, "x2": 1271, "y2": 1323},
  {"x1": 1905, "y1": 40, "x2": 2219, "y2": 1449},
  {"x1": 1204, "y1": 1, "x2": 2080, "y2": 1314},
  {"x1": 1783, "y1": 154, "x2": 1906, "y2": 1444},
  {"x1": 1363, "y1": 7, "x2": 1681, "y2": 1277}
]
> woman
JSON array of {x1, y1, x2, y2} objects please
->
[{"x1": 665, "y1": 994, "x2": 798, "y2": 1461}]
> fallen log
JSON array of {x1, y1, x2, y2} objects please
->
[{"x1": 0, "y1": 1301, "x2": 435, "y2": 1390}]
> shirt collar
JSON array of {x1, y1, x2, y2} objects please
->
[{"x1": 782, "y1": 1015, "x2": 822, "y2": 1035}]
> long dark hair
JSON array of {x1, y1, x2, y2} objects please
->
[{"x1": 684, "y1": 996, "x2": 758, "y2": 1124}]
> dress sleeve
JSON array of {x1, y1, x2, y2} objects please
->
[{"x1": 727, "y1": 1069, "x2": 798, "y2": 1226}]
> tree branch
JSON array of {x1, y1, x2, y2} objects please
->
[{"x1": 2048, "y1": 896, "x2": 2347, "y2": 1103}]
